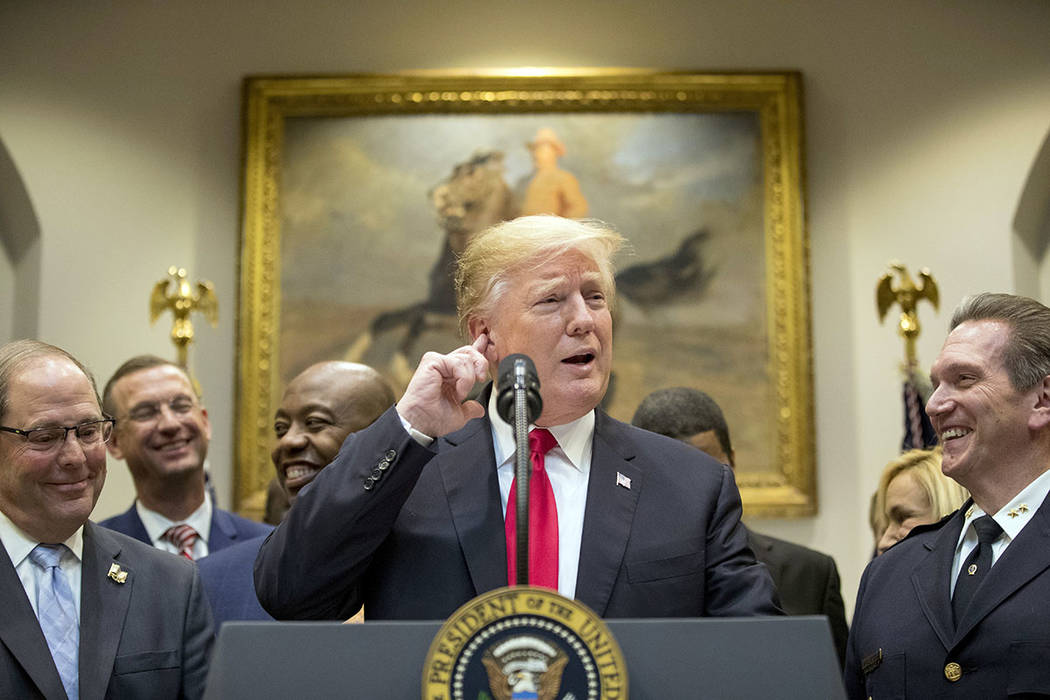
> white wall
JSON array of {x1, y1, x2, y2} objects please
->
[{"x1": 1, "y1": 0, "x2": 1048, "y2": 618}]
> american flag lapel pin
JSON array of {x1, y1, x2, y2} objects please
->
[
  {"x1": 108, "y1": 563, "x2": 128, "y2": 584},
  {"x1": 616, "y1": 472, "x2": 631, "y2": 490}
]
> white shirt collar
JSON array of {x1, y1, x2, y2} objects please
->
[
  {"x1": 0, "y1": 508, "x2": 84, "y2": 565},
  {"x1": 958, "y1": 466, "x2": 1050, "y2": 548},
  {"x1": 135, "y1": 490, "x2": 213, "y2": 545},
  {"x1": 488, "y1": 388, "x2": 594, "y2": 471}
]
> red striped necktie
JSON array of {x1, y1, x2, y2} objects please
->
[
  {"x1": 162, "y1": 524, "x2": 199, "y2": 560},
  {"x1": 505, "y1": 428, "x2": 559, "y2": 590}
]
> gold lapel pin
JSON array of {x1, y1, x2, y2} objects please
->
[
  {"x1": 108, "y1": 563, "x2": 128, "y2": 584},
  {"x1": 1008, "y1": 508, "x2": 1020, "y2": 518},
  {"x1": 1019, "y1": 504, "x2": 1030, "y2": 514},
  {"x1": 967, "y1": 564, "x2": 978, "y2": 576}
]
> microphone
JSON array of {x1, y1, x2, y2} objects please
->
[{"x1": 496, "y1": 354, "x2": 543, "y2": 425}]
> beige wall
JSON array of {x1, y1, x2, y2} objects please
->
[{"x1": 2, "y1": 0, "x2": 1049, "y2": 618}]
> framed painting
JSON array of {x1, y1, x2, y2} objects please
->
[{"x1": 236, "y1": 70, "x2": 814, "y2": 518}]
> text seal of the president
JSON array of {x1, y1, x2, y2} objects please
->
[{"x1": 422, "y1": 586, "x2": 628, "y2": 699}]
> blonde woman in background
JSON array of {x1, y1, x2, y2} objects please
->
[{"x1": 875, "y1": 448, "x2": 969, "y2": 555}]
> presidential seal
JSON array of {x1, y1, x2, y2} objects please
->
[{"x1": 422, "y1": 587, "x2": 628, "y2": 700}]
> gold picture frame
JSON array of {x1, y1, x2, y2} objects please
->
[{"x1": 236, "y1": 70, "x2": 814, "y2": 518}]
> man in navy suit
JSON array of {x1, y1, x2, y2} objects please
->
[
  {"x1": 0, "y1": 340, "x2": 212, "y2": 698},
  {"x1": 198, "y1": 361, "x2": 393, "y2": 625},
  {"x1": 846, "y1": 293, "x2": 1050, "y2": 698},
  {"x1": 98, "y1": 356, "x2": 270, "y2": 558},
  {"x1": 255, "y1": 215, "x2": 781, "y2": 621},
  {"x1": 631, "y1": 386, "x2": 849, "y2": 667}
]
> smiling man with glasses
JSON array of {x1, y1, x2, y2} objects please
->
[
  {"x1": 0, "y1": 418, "x2": 115, "y2": 450},
  {"x1": 98, "y1": 355, "x2": 270, "y2": 559},
  {"x1": 0, "y1": 339, "x2": 213, "y2": 698}
]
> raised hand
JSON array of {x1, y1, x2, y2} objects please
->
[{"x1": 395, "y1": 334, "x2": 492, "y2": 438}]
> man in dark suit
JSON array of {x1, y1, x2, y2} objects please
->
[
  {"x1": 631, "y1": 386, "x2": 849, "y2": 665},
  {"x1": 198, "y1": 361, "x2": 393, "y2": 625},
  {"x1": 0, "y1": 340, "x2": 212, "y2": 698},
  {"x1": 98, "y1": 356, "x2": 270, "y2": 558},
  {"x1": 846, "y1": 293, "x2": 1050, "y2": 698},
  {"x1": 255, "y1": 215, "x2": 780, "y2": 621}
]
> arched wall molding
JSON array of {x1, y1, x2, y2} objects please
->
[
  {"x1": 0, "y1": 136, "x2": 41, "y2": 343},
  {"x1": 1011, "y1": 127, "x2": 1050, "y2": 301}
]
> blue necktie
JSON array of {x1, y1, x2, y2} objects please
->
[{"x1": 29, "y1": 544, "x2": 79, "y2": 700}]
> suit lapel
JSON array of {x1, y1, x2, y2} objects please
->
[
  {"x1": 575, "y1": 413, "x2": 641, "y2": 616},
  {"x1": 79, "y1": 523, "x2": 134, "y2": 700},
  {"x1": 209, "y1": 509, "x2": 235, "y2": 550},
  {"x1": 117, "y1": 506, "x2": 151, "y2": 545},
  {"x1": 910, "y1": 510, "x2": 962, "y2": 651},
  {"x1": 954, "y1": 490, "x2": 1050, "y2": 641},
  {"x1": 0, "y1": 538, "x2": 66, "y2": 698},
  {"x1": 440, "y1": 413, "x2": 509, "y2": 596}
]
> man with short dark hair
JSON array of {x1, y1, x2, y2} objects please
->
[
  {"x1": 846, "y1": 293, "x2": 1050, "y2": 698},
  {"x1": 256, "y1": 215, "x2": 780, "y2": 621},
  {"x1": 631, "y1": 386, "x2": 849, "y2": 666},
  {"x1": 0, "y1": 340, "x2": 212, "y2": 698},
  {"x1": 98, "y1": 355, "x2": 270, "y2": 558},
  {"x1": 199, "y1": 361, "x2": 393, "y2": 625}
]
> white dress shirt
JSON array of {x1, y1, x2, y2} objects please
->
[
  {"x1": 950, "y1": 467, "x2": 1050, "y2": 596},
  {"x1": 0, "y1": 509, "x2": 84, "y2": 617},
  {"x1": 136, "y1": 491, "x2": 213, "y2": 559}
]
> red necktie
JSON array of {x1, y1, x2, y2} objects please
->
[
  {"x1": 505, "y1": 428, "x2": 559, "y2": 589},
  {"x1": 162, "y1": 524, "x2": 199, "y2": 560}
]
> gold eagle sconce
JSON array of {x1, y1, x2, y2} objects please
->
[
  {"x1": 150, "y1": 266, "x2": 218, "y2": 370},
  {"x1": 876, "y1": 261, "x2": 939, "y2": 367}
]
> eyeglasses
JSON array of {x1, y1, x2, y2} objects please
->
[
  {"x1": 123, "y1": 396, "x2": 199, "y2": 424},
  {"x1": 0, "y1": 419, "x2": 115, "y2": 452}
]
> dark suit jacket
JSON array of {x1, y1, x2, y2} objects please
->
[
  {"x1": 255, "y1": 404, "x2": 781, "y2": 621},
  {"x1": 98, "y1": 503, "x2": 272, "y2": 554},
  {"x1": 747, "y1": 529, "x2": 849, "y2": 667},
  {"x1": 0, "y1": 522, "x2": 213, "y2": 699},
  {"x1": 198, "y1": 535, "x2": 272, "y2": 626},
  {"x1": 845, "y1": 494, "x2": 1050, "y2": 699}
]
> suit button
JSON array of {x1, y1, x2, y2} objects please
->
[
  {"x1": 385, "y1": 449, "x2": 397, "y2": 460},
  {"x1": 371, "y1": 468, "x2": 383, "y2": 480},
  {"x1": 377, "y1": 459, "x2": 390, "y2": 471},
  {"x1": 363, "y1": 477, "x2": 375, "y2": 491},
  {"x1": 944, "y1": 662, "x2": 962, "y2": 682}
]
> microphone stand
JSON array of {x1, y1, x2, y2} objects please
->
[{"x1": 512, "y1": 358, "x2": 530, "y2": 586}]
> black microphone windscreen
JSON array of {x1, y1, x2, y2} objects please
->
[{"x1": 496, "y1": 354, "x2": 542, "y2": 424}]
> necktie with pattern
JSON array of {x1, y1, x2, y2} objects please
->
[
  {"x1": 505, "y1": 428, "x2": 560, "y2": 589},
  {"x1": 29, "y1": 544, "x2": 79, "y2": 700},
  {"x1": 952, "y1": 515, "x2": 1003, "y2": 625},
  {"x1": 162, "y1": 524, "x2": 200, "y2": 560}
]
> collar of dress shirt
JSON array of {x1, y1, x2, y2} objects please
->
[
  {"x1": 136, "y1": 489, "x2": 213, "y2": 546},
  {"x1": 487, "y1": 388, "x2": 594, "y2": 471},
  {"x1": 0, "y1": 508, "x2": 84, "y2": 566},
  {"x1": 955, "y1": 466, "x2": 1050, "y2": 554}
]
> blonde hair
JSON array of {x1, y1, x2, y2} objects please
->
[
  {"x1": 454, "y1": 216, "x2": 626, "y2": 337},
  {"x1": 876, "y1": 448, "x2": 969, "y2": 527}
]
